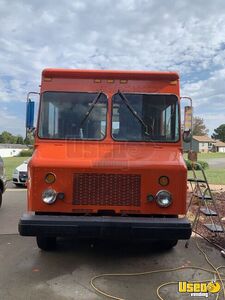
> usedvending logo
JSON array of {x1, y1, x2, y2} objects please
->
[{"x1": 178, "y1": 280, "x2": 221, "y2": 297}]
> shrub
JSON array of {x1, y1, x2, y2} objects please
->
[
  {"x1": 18, "y1": 149, "x2": 33, "y2": 157},
  {"x1": 184, "y1": 159, "x2": 209, "y2": 170}
]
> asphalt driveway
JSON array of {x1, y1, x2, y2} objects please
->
[{"x1": 205, "y1": 158, "x2": 225, "y2": 169}]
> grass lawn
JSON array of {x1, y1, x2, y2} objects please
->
[
  {"x1": 188, "y1": 168, "x2": 225, "y2": 185},
  {"x1": 184, "y1": 152, "x2": 225, "y2": 160},
  {"x1": 184, "y1": 152, "x2": 225, "y2": 184},
  {"x1": 3, "y1": 156, "x2": 30, "y2": 180}
]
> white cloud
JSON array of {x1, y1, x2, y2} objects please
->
[
  {"x1": 0, "y1": 109, "x2": 24, "y2": 135},
  {"x1": 182, "y1": 68, "x2": 225, "y2": 133}
]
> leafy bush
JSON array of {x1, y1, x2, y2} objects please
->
[
  {"x1": 197, "y1": 160, "x2": 209, "y2": 170},
  {"x1": 18, "y1": 149, "x2": 33, "y2": 157},
  {"x1": 185, "y1": 159, "x2": 209, "y2": 170}
]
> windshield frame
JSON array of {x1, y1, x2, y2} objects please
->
[
  {"x1": 37, "y1": 91, "x2": 108, "y2": 141},
  {"x1": 111, "y1": 92, "x2": 180, "y2": 143}
]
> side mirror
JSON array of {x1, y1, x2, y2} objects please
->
[
  {"x1": 183, "y1": 106, "x2": 192, "y2": 143},
  {"x1": 26, "y1": 99, "x2": 35, "y2": 130},
  {"x1": 183, "y1": 130, "x2": 192, "y2": 143}
]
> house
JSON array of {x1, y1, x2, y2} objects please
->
[
  {"x1": 0, "y1": 144, "x2": 29, "y2": 158},
  {"x1": 183, "y1": 135, "x2": 215, "y2": 153},
  {"x1": 212, "y1": 140, "x2": 225, "y2": 153}
]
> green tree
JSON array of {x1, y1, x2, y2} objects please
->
[
  {"x1": 212, "y1": 124, "x2": 225, "y2": 142},
  {"x1": 24, "y1": 132, "x2": 34, "y2": 145},
  {"x1": 16, "y1": 135, "x2": 24, "y2": 144},
  {"x1": 192, "y1": 116, "x2": 209, "y2": 136},
  {"x1": 0, "y1": 131, "x2": 15, "y2": 143}
]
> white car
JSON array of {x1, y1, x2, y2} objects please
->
[{"x1": 12, "y1": 160, "x2": 29, "y2": 186}]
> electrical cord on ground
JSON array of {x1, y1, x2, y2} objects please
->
[{"x1": 90, "y1": 238, "x2": 225, "y2": 300}]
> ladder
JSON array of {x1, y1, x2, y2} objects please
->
[{"x1": 187, "y1": 161, "x2": 224, "y2": 239}]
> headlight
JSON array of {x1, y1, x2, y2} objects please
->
[
  {"x1": 13, "y1": 169, "x2": 19, "y2": 175},
  {"x1": 42, "y1": 188, "x2": 57, "y2": 204},
  {"x1": 156, "y1": 190, "x2": 172, "y2": 207}
]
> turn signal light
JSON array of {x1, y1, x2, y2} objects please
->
[
  {"x1": 159, "y1": 176, "x2": 169, "y2": 186},
  {"x1": 45, "y1": 173, "x2": 56, "y2": 184}
]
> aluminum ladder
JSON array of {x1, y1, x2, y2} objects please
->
[{"x1": 187, "y1": 161, "x2": 224, "y2": 238}]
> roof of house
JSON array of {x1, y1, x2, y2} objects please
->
[
  {"x1": 214, "y1": 140, "x2": 225, "y2": 147},
  {"x1": 0, "y1": 144, "x2": 28, "y2": 149},
  {"x1": 193, "y1": 135, "x2": 215, "y2": 143}
]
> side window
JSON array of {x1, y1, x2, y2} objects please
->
[
  {"x1": 161, "y1": 105, "x2": 172, "y2": 137},
  {"x1": 48, "y1": 102, "x2": 59, "y2": 137}
]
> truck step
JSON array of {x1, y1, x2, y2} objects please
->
[
  {"x1": 204, "y1": 224, "x2": 223, "y2": 233},
  {"x1": 188, "y1": 178, "x2": 207, "y2": 183},
  {"x1": 200, "y1": 208, "x2": 217, "y2": 216},
  {"x1": 193, "y1": 194, "x2": 212, "y2": 201}
]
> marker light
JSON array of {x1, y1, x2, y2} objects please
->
[
  {"x1": 156, "y1": 190, "x2": 172, "y2": 208},
  {"x1": 147, "y1": 194, "x2": 154, "y2": 202},
  {"x1": 45, "y1": 173, "x2": 56, "y2": 184},
  {"x1": 42, "y1": 189, "x2": 57, "y2": 204},
  {"x1": 159, "y1": 176, "x2": 169, "y2": 186},
  {"x1": 120, "y1": 80, "x2": 127, "y2": 84}
]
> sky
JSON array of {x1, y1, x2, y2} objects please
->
[{"x1": 0, "y1": 0, "x2": 225, "y2": 137}]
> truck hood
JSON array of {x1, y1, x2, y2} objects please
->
[{"x1": 31, "y1": 142, "x2": 185, "y2": 170}]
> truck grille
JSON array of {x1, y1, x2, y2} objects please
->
[{"x1": 73, "y1": 173, "x2": 141, "y2": 206}]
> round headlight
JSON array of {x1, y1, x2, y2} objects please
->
[
  {"x1": 42, "y1": 189, "x2": 57, "y2": 204},
  {"x1": 156, "y1": 190, "x2": 172, "y2": 207}
]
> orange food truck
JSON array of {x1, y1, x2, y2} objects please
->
[{"x1": 19, "y1": 69, "x2": 192, "y2": 250}]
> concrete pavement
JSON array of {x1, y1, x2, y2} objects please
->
[
  {"x1": 205, "y1": 157, "x2": 225, "y2": 169},
  {"x1": 0, "y1": 190, "x2": 224, "y2": 300}
]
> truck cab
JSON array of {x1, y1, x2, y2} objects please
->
[{"x1": 19, "y1": 69, "x2": 192, "y2": 250}]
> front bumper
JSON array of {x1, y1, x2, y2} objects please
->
[
  {"x1": 19, "y1": 214, "x2": 192, "y2": 240},
  {"x1": 13, "y1": 172, "x2": 27, "y2": 185}
]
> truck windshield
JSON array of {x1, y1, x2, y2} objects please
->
[
  {"x1": 112, "y1": 93, "x2": 179, "y2": 142},
  {"x1": 38, "y1": 92, "x2": 107, "y2": 140}
]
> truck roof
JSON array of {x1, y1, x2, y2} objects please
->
[{"x1": 42, "y1": 68, "x2": 179, "y2": 81}]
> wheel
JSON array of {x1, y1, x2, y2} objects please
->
[
  {"x1": 36, "y1": 236, "x2": 56, "y2": 251},
  {"x1": 156, "y1": 239, "x2": 178, "y2": 250},
  {"x1": 14, "y1": 183, "x2": 22, "y2": 187},
  {"x1": 0, "y1": 190, "x2": 2, "y2": 208}
]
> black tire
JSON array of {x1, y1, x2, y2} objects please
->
[
  {"x1": 36, "y1": 236, "x2": 57, "y2": 251},
  {"x1": 14, "y1": 183, "x2": 22, "y2": 187},
  {"x1": 0, "y1": 190, "x2": 2, "y2": 208},
  {"x1": 156, "y1": 239, "x2": 178, "y2": 250}
]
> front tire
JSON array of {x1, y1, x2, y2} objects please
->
[
  {"x1": 0, "y1": 190, "x2": 2, "y2": 208},
  {"x1": 156, "y1": 239, "x2": 178, "y2": 250},
  {"x1": 14, "y1": 183, "x2": 22, "y2": 187},
  {"x1": 36, "y1": 236, "x2": 56, "y2": 251}
]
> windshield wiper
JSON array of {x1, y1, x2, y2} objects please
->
[
  {"x1": 79, "y1": 91, "x2": 103, "y2": 127},
  {"x1": 117, "y1": 90, "x2": 150, "y2": 135}
]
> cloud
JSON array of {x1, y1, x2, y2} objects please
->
[
  {"x1": 0, "y1": 0, "x2": 225, "y2": 135},
  {"x1": 182, "y1": 68, "x2": 225, "y2": 133},
  {"x1": 0, "y1": 109, "x2": 24, "y2": 135}
]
